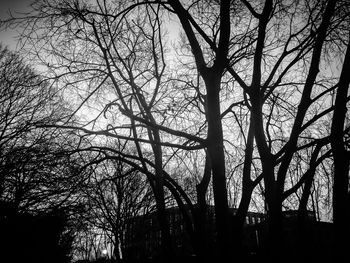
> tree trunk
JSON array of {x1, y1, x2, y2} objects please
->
[
  {"x1": 266, "y1": 181, "x2": 283, "y2": 262},
  {"x1": 194, "y1": 154, "x2": 211, "y2": 261},
  {"x1": 232, "y1": 117, "x2": 256, "y2": 259},
  {"x1": 113, "y1": 233, "x2": 122, "y2": 262},
  {"x1": 204, "y1": 73, "x2": 232, "y2": 261},
  {"x1": 250, "y1": 89, "x2": 281, "y2": 261},
  {"x1": 151, "y1": 128, "x2": 174, "y2": 261},
  {"x1": 330, "y1": 30, "x2": 350, "y2": 262},
  {"x1": 194, "y1": 187, "x2": 210, "y2": 262},
  {"x1": 233, "y1": 185, "x2": 254, "y2": 260},
  {"x1": 296, "y1": 168, "x2": 316, "y2": 261}
]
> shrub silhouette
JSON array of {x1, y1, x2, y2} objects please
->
[{"x1": 0, "y1": 201, "x2": 72, "y2": 263}]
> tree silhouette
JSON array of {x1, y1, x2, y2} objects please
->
[
  {"x1": 79, "y1": 157, "x2": 155, "y2": 261},
  {"x1": 0, "y1": 44, "x2": 90, "y2": 263},
  {"x1": 2, "y1": 0, "x2": 349, "y2": 261}
]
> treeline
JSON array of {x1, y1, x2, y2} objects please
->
[{"x1": 0, "y1": 0, "x2": 349, "y2": 262}]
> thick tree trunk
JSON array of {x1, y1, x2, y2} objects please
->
[
  {"x1": 232, "y1": 118, "x2": 255, "y2": 259},
  {"x1": 265, "y1": 179, "x2": 283, "y2": 262},
  {"x1": 233, "y1": 184, "x2": 254, "y2": 260},
  {"x1": 204, "y1": 73, "x2": 232, "y2": 261},
  {"x1": 151, "y1": 129, "x2": 174, "y2": 261},
  {"x1": 250, "y1": 91, "x2": 282, "y2": 261},
  {"x1": 167, "y1": 1, "x2": 232, "y2": 259},
  {"x1": 194, "y1": 187, "x2": 210, "y2": 262},
  {"x1": 296, "y1": 170, "x2": 316, "y2": 261},
  {"x1": 154, "y1": 180, "x2": 173, "y2": 261},
  {"x1": 194, "y1": 154, "x2": 211, "y2": 261},
  {"x1": 113, "y1": 233, "x2": 122, "y2": 262},
  {"x1": 247, "y1": 0, "x2": 284, "y2": 259},
  {"x1": 330, "y1": 31, "x2": 350, "y2": 262},
  {"x1": 154, "y1": 188, "x2": 173, "y2": 261}
]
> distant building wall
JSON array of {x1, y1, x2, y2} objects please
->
[{"x1": 123, "y1": 205, "x2": 266, "y2": 260}]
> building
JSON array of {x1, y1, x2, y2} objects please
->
[
  {"x1": 122, "y1": 205, "x2": 265, "y2": 261},
  {"x1": 123, "y1": 207, "x2": 335, "y2": 261},
  {"x1": 245, "y1": 209, "x2": 334, "y2": 261}
]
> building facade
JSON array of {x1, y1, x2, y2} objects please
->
[{"x1": 122, "y1": 205, "x2": 265, "y2": 261}]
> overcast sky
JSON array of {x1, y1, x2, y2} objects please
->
[
  {"x1": 0, "y1": 0, "x2": 33, "y2": 49},
  {"x1": 0, "y1": 0, "x2": 181, "y2": 51}
]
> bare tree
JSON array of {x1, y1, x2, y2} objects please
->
[
  {"x1": 330, "y1": 28, "x2": 350, "y2": 261},
  {"x1": 0, "y1": 44, "x2": 93, "y2": 263},
  {"x1": 0, "y1": 44, "x2": 86, "y2": 213},
  {"x1": 81, "y1": 158, "x2": 154, "y2": 261},
  {"x1": 3, "y1": 0, "x2": 349, "y2": 261}
]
